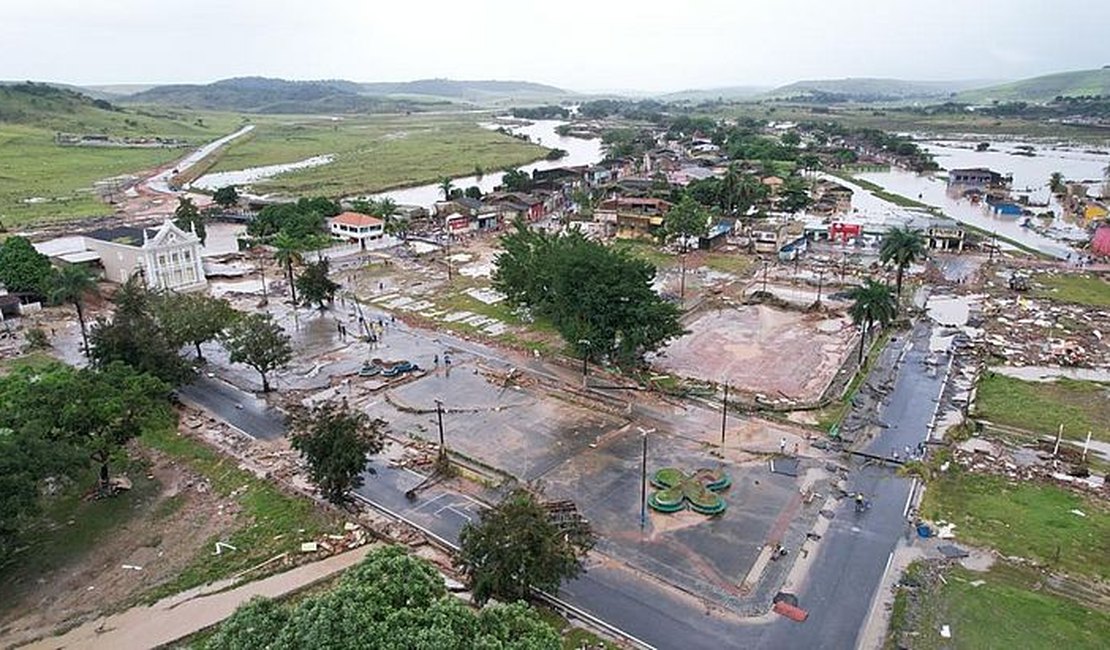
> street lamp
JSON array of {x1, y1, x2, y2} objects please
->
[
  {"x1": 720, "y1": 383, "x2": 729, "y2": 447},
  {"x1": 638, "y1": 427, "x2": 655, "y2": 529}
]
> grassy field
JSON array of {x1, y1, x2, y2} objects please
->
[
  {"x1": 889, "y1": 562, "x2": 1110, "y2": 650},
  {"x1": 0, "y1": 109, "x2": 245, "y2": 228},
  {"x1": 975, "y1": 371, "x2": 1110, "y2": 442},
  {"x1": 718, "y1": 103, "x2": 1110, "y2": 144},
  {"x1": 209, "y1": 113, "x2": 549, "y2": 197},
  {"x1": 611, "y1": 239, "x2": 677, "y2": 268},
  {"x1": 1034, "y1": 273, "x2": 1110, "y2": 308},
  {"x1": 139, "y1": 422, "x2": 338, "y2": 602},
  {"x1": 920, "y1": 469, "x2": 1110, "y2": 579}
]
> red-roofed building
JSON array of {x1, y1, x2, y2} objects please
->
[{"x1": 329, "y1": 212, "x2": 384, "y2": 250}]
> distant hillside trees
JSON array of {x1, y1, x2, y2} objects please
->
[{"x1": 510, "y1": 105, "x2": 569, "y2": 120}]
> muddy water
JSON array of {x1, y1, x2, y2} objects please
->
[
  {"x1": 856, "y1": 141, "x2": 1110, "y2": 259},
  {"x1": 371, "y1": 119, "x2": 603, "y2": 208},
  {"x1": 192, "y1": 155, "x2": 334, "y2": 191}
]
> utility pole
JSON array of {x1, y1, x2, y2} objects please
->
[
  {"x1": 816, "y1": 269, "x2": 825, "y2": 305},
  {"x1": 435, "y1": 400, "x2": 446, "y2": 459},
  {"x1": 762, "y1": 259, "x2": 770, "y2": 294},
  {"x1": 638, "y1": 427, "x2": 654, "y2": 529},
  {"x1": 720, "y1": 383, "x2": 729, "y2": 447}
]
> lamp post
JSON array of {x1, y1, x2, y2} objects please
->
[
  {"x1": 720, "y1": 383, "x2": 729, "y2": 447},
  {"x1": 638, "y1": 427, "x2": 654, "y2": 529}
]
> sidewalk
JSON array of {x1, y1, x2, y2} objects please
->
[{"x1": 23, "y1": 545, "x2": 374, "y2": 650}]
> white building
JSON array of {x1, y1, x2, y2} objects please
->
[
  {"x1": 329, "y1": 211, "x2": 384, "y2": 250},
  {"x1": 36, "y1": 219, "x2": 207, "y2": 292}
]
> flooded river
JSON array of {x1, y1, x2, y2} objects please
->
[
  {"x1": 371, "y1": 119, "x2": 603, "y2": 208},
  {"x1": 856, "y1": 140, "x2": 1110, "y2": 259}
]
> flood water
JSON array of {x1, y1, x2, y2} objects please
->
[
  {"x1": 855, "y1": 140, "x2": 1110, "y2": 259},
  {"x1": 371, "y1": 119, "x2": 603, "y2": 208},
  {"x1": 192, "y1": 154, "x2": 334, "y2": 191}
]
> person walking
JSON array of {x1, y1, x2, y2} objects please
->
[{"x1": 779, "y1": 437, "x2": 787, "y2": 454}]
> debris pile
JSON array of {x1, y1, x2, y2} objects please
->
[
  {"x1": 951, "y1": 437, "x2": 1106, "y2": 495},
  {"x1": 980, "y1": 295, "x2": 1108, "y2": 368}
]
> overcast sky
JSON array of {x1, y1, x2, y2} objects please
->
[{"x1": 2, "y1": 0, "x2": 1107, "y2": 92}]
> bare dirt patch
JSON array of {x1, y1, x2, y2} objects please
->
[
  {"x1": 0, "y1": 446, "x2": 238, "y2": 647},
  {"x1": 652, "y1": 305, "x2": 857, "y2": 403}
]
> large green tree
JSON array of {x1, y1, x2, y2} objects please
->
[
  {"x1": 878, "y1": 226, "x2": 927, "y2": 299},
  {"x1": 296, "y1": 259, "x2": 340, "y2": 310},
  {"x1": 212, "y1": 185, "x2": 240, "y2": 210},
  {"x1": 0, "y1": 236, "x2": 53, "y2": 295},
  {"x1": 494, "y1": 223, "x2": 685, "y2": 366},
  {"x1": 847, "y1": 279, "x2": 897, "y2": 364},
  {"x1": 458, "y1": 489, "x2": 595, "y2": 605},
  {"x1": 154, "y1": 292, "x2": 237, "y2": 361},
  {"x1": 204, "y1": 546, "x2": 559, "y2": 650},
  {"x1": 222, "y1": 312, "x2": 292, "y2": 392},
  {"x1": 174, "y1": 196, "x2": 207, "y2": 244},
  {"x1": 1048, "y1": 171, "x2": 1066, "y2": 195},
  {"x1": 502, "y1": 168, "x2": 534, "y2": 193},
  {"x1": 289, "y1": 401, "x2": 384, "y2": 504},
  {"x1": 48, "y1": 264, "x2": 98, "y2": 356},
  {"x1": 88, "y1": 276, "x2": 191, "y2": 384}
]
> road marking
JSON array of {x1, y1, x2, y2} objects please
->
[{"x1": 902, "y1": 478, "x2": 918, "y2": 518}]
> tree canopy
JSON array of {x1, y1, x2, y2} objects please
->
[
  {"x1": 203, "y1": 546, "x2": 560, "y2": 650},
  {"x1": 247, "y1": 197, "x2": 339, "y2": 241},
  {"x1": 502, "y1": 168, "x2": 534, "y2": 193},
  {"x1": 0, "y1": 360, "x2": 169, "y2": 557},
  {"x1": 493, "y1": 223, "x2": 684, "y2": 366},
  {"x1": 88, "y1": 276, "x2": 191, "y2": 384},
  {"x1": 212, "y1": 185, "x2": 240, "y2": 209},
  {"x1": 222, "y1": 312, "x2": 292, "y2": 392},
  {"x1": 289, "y1": 402, "x2": 384, "y2": 504},
  {"x1": 458, "y1": 489, "x2": 595, "y2": 606},
  {"x1": 0, "y1": 236, "x2": 53, "y2": 295},
  {"x1": 173, "y1": 196, "x2": 207, "y2": 245},
  {"x1": 47, "y1": 263, "x2": 98, "y2": 355},
  {"x1": 878, "y1": 226, "x2": 926, "y2": 299},
  {"x1": 153, "y1": 292, "x2": 237, "y2": 361},
  {"x1": 296, "y1": 259, "x2": 340, "y2": 310}
]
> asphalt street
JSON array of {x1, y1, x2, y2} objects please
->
[
  {"x1": 177, "y1": 374, "x2": 287, "y2": 440},
  {"x1": 182, "y1": 315, "x2": 950, "y2": 649}
]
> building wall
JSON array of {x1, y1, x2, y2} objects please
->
[{"x1": 84, "y1": 238, "x2": 144, "y2": 284}]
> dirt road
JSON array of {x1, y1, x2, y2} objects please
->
[{"x1": 21, "y1": 545, "x2": 373, "y2": 650}]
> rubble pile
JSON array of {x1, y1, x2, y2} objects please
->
[
  {"x1": 952, "y1": 437, "x2": 1106, "y2": 496},
  {"x1": 980, "y1": 295, "x2": 1108, "y2": 367}
]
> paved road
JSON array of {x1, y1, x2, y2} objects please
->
[
  {"x1": 183, "y1": 317, "x2": 950, "y2": 649},
  {"x1": 178, "y1": 374, "x2": 286, "y2": 440}
]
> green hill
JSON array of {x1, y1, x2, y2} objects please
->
[
  {"x1": 957, "y1": 68, "x2": 1110, "y2": 103},
  {"x1": 765, "y1": 77, "x2": 990, "y2": 102},
  {"x1": 124, "y1": 77, "x2": 449, "y2": 113},
  {"x1": 0, "y1": 82, "x2": 239, "y2": 139},
  {"x1": 359, "y1": 78, "x2": 568, "y2": 103}
]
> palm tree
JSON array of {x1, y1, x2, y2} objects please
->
[
  {"x1": 719, "y1": 163, "x2": 741, "y2": 213},
  {"x1": 878, "y1": 226, "x2": 927, "y2": 300},
  {"x1": 49, "y1": 264, "x2": 97, "y2": 356},
  {"x1": 272, "y1": 232, "x2": 304, "y2": 305},
  {"x1": 847, "y1": 279, "x2": 897, "y2": 365},
  {"x1": 439, "y1": 177, "x2": 455, "y2": 201},
  {"x1": 1048, "y1": 171, "x2": 1066, "y2": 195}
]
